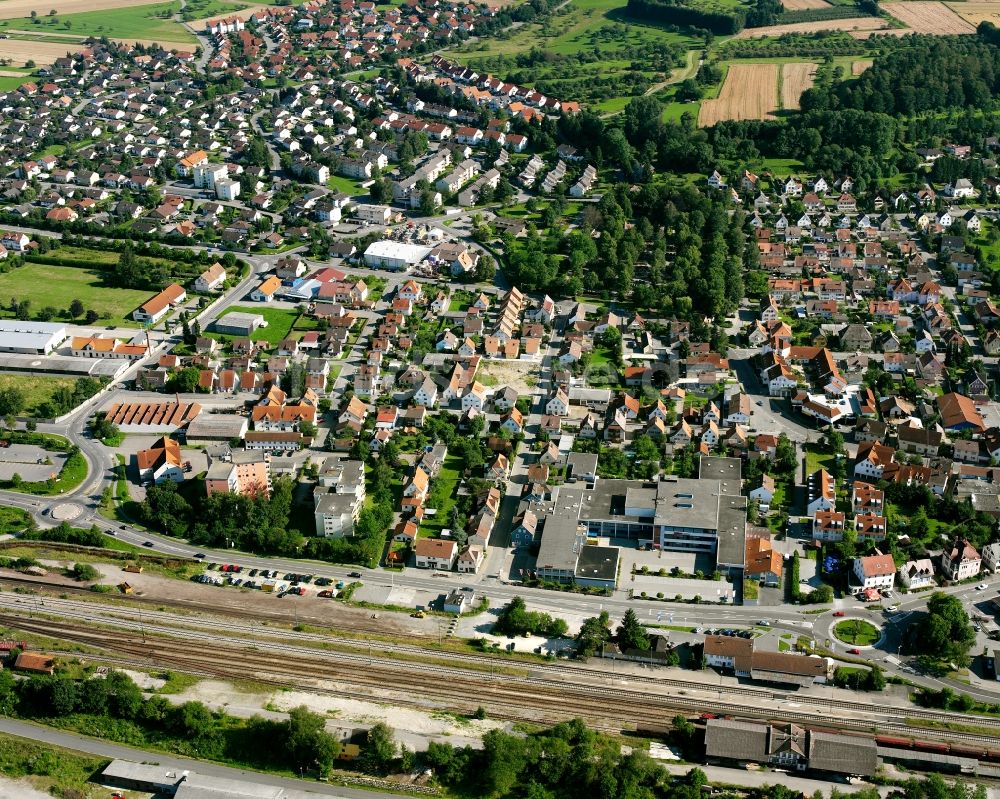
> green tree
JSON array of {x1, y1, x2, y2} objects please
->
[
  {"x1": 359, "y1": 722, "x2": 397, "y2": 775},
  {"x1": 616, "y1": 608, "x2": 650, "y2": 652},
  {"x1": 68, "y1": 299, "x2": 85, "y2": 318},
  {"x1": 284, "y1": 705, "x2": 340, "y2": 774},
  {"x1": 576, "y1": 611, "x2": 612, "y2": 657},
  {"x1": 915, "y1": 592, "x2": 976, "y2": 665},
  {"x1": 0, "y1": 387, "x2": 25, "y2": 417}
]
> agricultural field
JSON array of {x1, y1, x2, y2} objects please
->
[
  {"x1": 735, "y1": 16, "x2": 888, "y2": 37},
  {"x1": 780, "y1": 61, "x2": 816, "y2": 110},
  {"x1": 186, "y1": 2, "x2": 277, "y2": 28},
  {"x1": 943, "y1": 1, "x2": 1000, "y2": 27},
  {"x1": 699, "y1": 63, "x2": 779, "y2": 126},
  {"x1": 781, "y1": 0, "x2": 830, "y2": 8},
  {"x1": 851, "y1": 59, "x2": 873, "y2": 75},
  {"x1": 0, "y1": 264, "x2": 151, "y2": 325},
  {"x1": 0, "y1": 0, "x2": 166, "y2": 18},
  {"x1": 881, "y1": 1, "x2": 975, "y2": 33},
  {"x1": 0, "y1": 2, "x2": 198, "y2": 46},
  {"x1": 0, "y1": 37, "x2": 83, "y2": 66}
]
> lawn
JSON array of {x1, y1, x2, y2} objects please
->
[
  {"x1": 327, "y1": 174, "x2": 367, "y2": 196},
  {"x1": 804, "y1": 443, "x2": 833, "y2": 475},
  {"x1": 0, "y1": 374, "x2": 79, "y2": 416},
  {"x1": 972, "y1": 218, "x2": 1000, "y2": 271},
  {"x1": 216, "y1": 305, "x2": 300, "y2": 345},
  {"x1": 418, "y1": 456, "x2": 464, "y2": 538},
  {"x1": 833, "y1": 619, "x2": 880, "y2": 646},
  {"x1": 0, "y1": 263, "x2": 151, "y2": 326},
  {"x1": 0, "y1": 73, "x2": 34, "y2": 92},
  {"x1": 0, "y1": 2, "x2": 198, "y2": 43}
]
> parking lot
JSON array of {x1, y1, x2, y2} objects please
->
[{"x1": 0, "y1": 442, "x2": 67, "y2": 482}]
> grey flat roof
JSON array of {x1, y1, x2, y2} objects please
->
[
  {"x1": 537, "y1": 485, "x2": 586, "y2": 571},
  {"x1": 575, "y1": 544, "x2": 619, "y2": 582},
  {"x1": 315, "y1": 492, "x2": 358, "y2": 515},
  {"x1": 0, "y1": 320, "x2": 66, "y2": 334},
  {"x1": 717, "y1": 494, "x2": 748, "y2": 568},
  {"x1": 699, "y1": 455, "x2": 743, "y2": 497},
  {"x1": 214, "y1": 312, "x2": 263, "y2": 331},
  {"x1": 0, "y1": 352, "x2": 127, "y2": 378},
  {"x1": 654, "y1": 478, "x2": 725, "y2": 532}
]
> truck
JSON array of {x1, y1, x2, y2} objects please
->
[{"x1": 261, "y1": 580, "x2": 277, "y2": 593}]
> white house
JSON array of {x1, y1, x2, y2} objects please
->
[
  {"x1": 546, "y1": 388, "x2": 569, "y2": 417},
  {"x1": 414, "y1": 538, "x2": 457, "y2": 570},
  {"x1": 852, "y1": 552, "x2": 895, "y2": 594}
]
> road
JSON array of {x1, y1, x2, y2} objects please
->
[{"x1": 0, "y1": 718, "x2": 407, "y2": 799}]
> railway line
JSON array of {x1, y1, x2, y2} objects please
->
[
  {"x1": 0, "y1": 591, "x2": 994, "y2": 732},
  {"x1": 4, "y1": 608, "x2": 1000, "y2": 748}
]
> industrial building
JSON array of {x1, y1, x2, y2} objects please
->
[
  {"x1": 363, "y1": 240, "x2": 432, "y2": 271},
  {"x1": 213, "y1": 312, "x2": 265, "y2": 336},
  {"x1": 0, "y1": 351, "x2": 131, "y2": 381},
  {"x1": 103, "y1": 401, "x2": 202, "y2": 433},
  {"x1": 0, "y1": 320, "x2": 67, "y2": 354},
  {"x1": 185, "y1": 413, "x2": 249, "y2": 442},
  {"x1": 101, "y1": 759, "x2": 345, "y2": 799},
  {"x1": 532, "y1": 456, "x2": 747, "y2": 586}
]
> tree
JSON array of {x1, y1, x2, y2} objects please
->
[
  {"x1": 167, "y1": 367, "x2": 201, "y2": 394},
  {"x1": 616, "y1": 608, "x2": 650, "y2": 652},
  {"x1": 84, "y1": 309, "x2": 99, "y2": 325},
  {"x1": 576, "y1": 611, "x2": 611, "y2": 657},
  {"x1": 775, "y1": 433, "x2": 796, "y2": 474},
  {"x1": 68, "y1": 299, "x2": 85, "y2": 318},
  {"x1": 284, "y1": 705, "x2": 340, "y2": 774},
  {"x1": 359, "y1": 722, "x2": 397, "y2": 775},
  {"x1": 0, "y1": 387, "x2": 25, "y2": 417},
  {"x1": 915, "y1": 592, "x2": 976, "y2": 665}
]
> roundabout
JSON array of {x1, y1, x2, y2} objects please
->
[{"x1": 832, "y1": 618, "x2": 882, "y2": 647}]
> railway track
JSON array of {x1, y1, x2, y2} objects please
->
[
  {"x1": 1, "y1": 592, "x2": 994, "y2": 731},
  {"x1": 6, "y1": 612, "x2": 1000, "y2": 747}
]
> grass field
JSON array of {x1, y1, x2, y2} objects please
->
[
  {"x1": 0, "y1": 263, "x2": 152, "y2": 325},
  {"x1": 0, "y1": 375, "x2": 80, "y2": 416},
  {"x1": 327, "y1": 174, "x2": 368, "y2": 196},
  {"x1": 0, "y1": 1, "x2": 198, "y2": 44},
  {"x1": 0, "y1": 734, "x2": 109, "y2": 797},
  {"x1": 216, "y1": 305, "x2": 299, "y2": 345}
]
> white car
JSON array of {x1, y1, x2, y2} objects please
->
[{"x1": 976, "y1": 583, "x2": 989, "y2": 590}]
